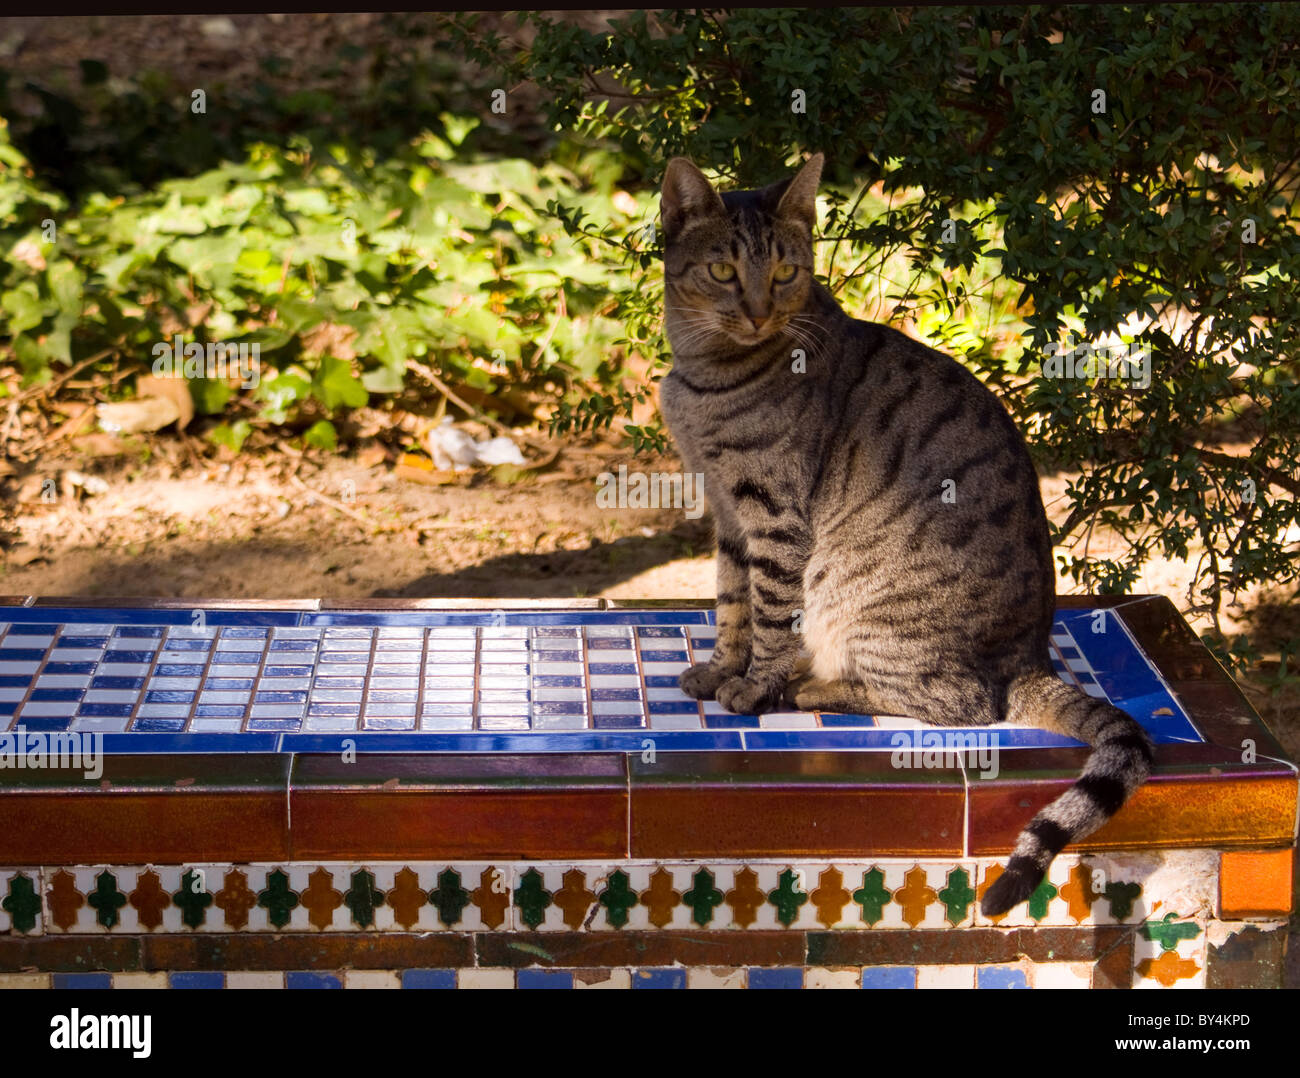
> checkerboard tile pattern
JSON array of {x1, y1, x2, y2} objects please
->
[{"x1": 0, "y1": 607, "x2": 1201, "y2": 749}]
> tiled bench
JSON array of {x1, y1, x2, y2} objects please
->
[{"x1": 0, "y1": 595, "x2": 1294, "y2": 989}]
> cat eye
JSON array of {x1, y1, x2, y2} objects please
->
[
  {"x1": 773, "y1": 263, "x2": 798, "y2": 283},
  {"x1": 708, "y1": 262, "x2": 737, "y2": 282}
]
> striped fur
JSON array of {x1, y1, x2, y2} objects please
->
[{"x1": 658, "y1": 154, "x2": 1153, "y2": 915}]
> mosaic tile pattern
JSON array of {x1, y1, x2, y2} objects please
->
[
  {"x1": 0, "y1": 606, "x2": 1200, "y2": 750},
  {"x1": 1, "y1": 852, "x2": 1266, "y2": 987},
  {"x1": 14, "y1": 856, "x2": 1201, "y2": 935}
]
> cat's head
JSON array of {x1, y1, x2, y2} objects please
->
[{"x1": 660, "y1": 153, "x2": 823, "y2": 350}]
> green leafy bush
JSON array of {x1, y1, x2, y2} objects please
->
[
  {"x1": 0, "y1": 113, "x2": 654, "y2": 448},
  {"x1": 457, "y1": 4, "x2": 1300, "y2": 650}
]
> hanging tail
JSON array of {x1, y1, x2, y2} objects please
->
[{"x1": 980, "y1": 669, "x2": 1154, "y2": 916}]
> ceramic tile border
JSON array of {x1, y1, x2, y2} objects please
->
[
  {"x1": 4, "y1": 923, "x2": 1286, "y2": 985},
  {"x1": 0, "y1": 957, "x2": 1205, "y2": 989},
  {"x1": 4, "y1": 851, "x2": 1241, "y2": 936}
]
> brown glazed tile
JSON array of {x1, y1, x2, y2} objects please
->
[
  {"x1": 808, "y1": 929, "x2": 1019, "y2": 967},
  {"x1": 143, "y1": 933, "x2": 474, "y2": 971},
  {"x1": 969, "y1": 771, "x2": 1299, "y2": 854},
  {"x1": 0, "y1": 596, "x2": 33, "y2": 607},
  {"x1": 629, "y1": 752, "x2": 964, "y2": 858},
  {"x1": 1206, "y1": 924, "x2": 1288, "y2": 989},
  {"x1": 1112, "y1": 594, "x2": 1219, "y2": 682},
  {"x1": 0, "y1": 754, "x2": 291, "y2": 864},
  {"x1": 806, "y1": 927, "x2": 1129, "y2": 967},
  {"x1": 475, "y1": 930, "x2": 805, "y2": 969},
  {"x1": 1016, "y1": 926, "x2": 1129, "y2": 962},
  {"x1": 1117, "y1": 595, "x2": 1294, "y2": 762},
  {"x1": 0, "y1": 935, "x2": 142, "y2": 973},
  {"x1": 289, "y1": 753, "x2": 628, "y2": 859},
  {"x1": 1091, "y1": 928, "x2": 1135, "y2": 988}
]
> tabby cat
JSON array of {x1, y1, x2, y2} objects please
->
[{"x1": 657, "y1": 153, "x2": 1153, "y2": 915}]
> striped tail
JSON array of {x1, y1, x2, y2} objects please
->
[{"x1": 980, "y1": 669, "x2": 1154, "y2": 917}]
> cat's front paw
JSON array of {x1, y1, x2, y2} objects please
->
[
  {"x1": 679, "y1": 662, "x2": 741, "y2": 700},
  {"x1": 716, "y1": 675, "x2": 784, "y2": 715}
]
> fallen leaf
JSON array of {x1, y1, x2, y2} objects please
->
[
  {"x1": 136, "y1": 374, "x2": 194, "y2": 429},
  {"x1": 96, "y1": 397, "x2": 181, "y2": 434}
]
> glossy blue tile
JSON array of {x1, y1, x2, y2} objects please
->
[
  {"x1": 133, "y1": 719, "x2": 187, "y2": 732},
  {"x1": 517, "y1": 969, "x2": 573, "y2": 990},
  {"x1": 591, "y1": 687, "x2": 641, "y2": 701},
  {"x1": 144, "y1": 691, "x2": 195, "y2": 704},
  {"x1": 286, "y1": 971, "x2": 342, "y2": 990},
  {"x1": 643, "y1": 675, "x2": 684, "y2": 688},
  {"x1": 99, "y1": 733, "x2": 280, "y2": 753},
  {"x1": 861, "y1": 967, "x2": 916, "y2": 989},
  {"x1": 28, "y1": 688, "x2": 83, "y2": 702},
  {"x1": 817, "y1": 713, "x2": 875, "y2": 727},
  {"x1": 153, "y1": 664, "x2": 205, "y2": 677},
  {"x1": 633, "y1": 968, "x2": 686, "y2": 989},
  {"x1": 77, "y1": 704, "x2": 133, "y2": 717},
  {"x1": 402, "y1": 969, "x2": 456, "y2": 989},
  {"x1": 170, "y1": 971, "x2": 226, "y2": 989},
  {"x1": 703, "y1": 713, "x2": 760, "y2": 729},
  {"x1": 45, "y1": 663, "x2": 98, "y2": 675},
  {"x1": 247, "y1": 719, "x2": 300, "y2": 731},
  {"x1": 533, "y1": 675, "x2": 583, "y2": 688},
  {"x1": 748, "y1": 968, "x2": 803, "y2": 989},
  {"x1": 978, "y1": 966, "x2": 1029, "y2": 989},
  {"x1": 591, "y1": 713, "x2": 645, "y2": 730},
  {"x1": 12, "y1": 716, "x2": 72, "y2": 731},
  {"x1": 91, "y1": 676, "x2": 145, "y2": 690},
  {"x1": 54, "y1": 973, "x2": 112, "y2": 990}
]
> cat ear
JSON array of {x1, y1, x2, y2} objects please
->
[
  {"x1": 774, "y1": 152, "x2": 824, "y2": 232},
  {"x1": 661, "y1": 158, "x2": 726, "y2": 238}
]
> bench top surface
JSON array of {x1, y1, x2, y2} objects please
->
[{"x1": 0, "y1": 597, "x2": 1201, "y2": 754}]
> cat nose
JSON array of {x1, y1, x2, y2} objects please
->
[{"x1": 749, "y1": 314, "x2": 768, "y2": 330}]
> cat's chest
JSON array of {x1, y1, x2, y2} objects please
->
[{"x1": 662, "y1": 376, "x2": 800, "y2": 468}]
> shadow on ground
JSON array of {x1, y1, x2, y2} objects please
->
[{"x1": 11, "y1": 523, "x2": 713, "y2": 603}]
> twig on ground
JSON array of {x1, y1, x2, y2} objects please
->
[{"x1": 288, "y1": 473, "x2": 373, "y2": 528}]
